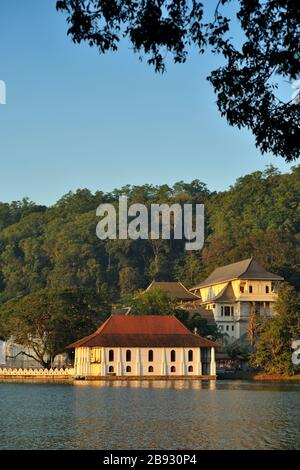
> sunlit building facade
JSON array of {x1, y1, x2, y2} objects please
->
[
  {"x1": 190, "y1": 258, "x2": 284, "y2": 341},
  {"x1": 69, "y1": 315, "x2": 217, "y2": 378}
]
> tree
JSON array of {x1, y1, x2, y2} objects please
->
[
  {"x1": 223, "y1": 338, "x2": 250, "y2": 362},
  {"x1": 0, "y1": 287, "x2": 111, "y2": 368},
  {"x1": 119, "y1": 266, "x2": 141, "y2": 296},
  {"x1": 251, "y1": 283, "x2": 300, "y2": 375},
  {"x1": 202, "y1": 165, "x2": 300, "y2": 289},
  {"x1": 128, "y1": 287, "x2": 181, "y2": 315},
  {"x1": 176, "y1": 309, "x2": 220, "y2": 339},
  {"x1": 174, "y1": 252, "x2": 206, "y2": 287},
  {"x1": 128, "y1": 287, "x2": 220, "y2": 338},
  {"x1": 56, "y1": 0, "x2": 300, "y2": 161},
  {"x1": 0, "y1": 169, "x2": 299, "y2": 302},
  {"x1": 247, "y1": 301, "x2": 262, "y2": 350}
]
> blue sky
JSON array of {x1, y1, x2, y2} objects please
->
[{"x1": 0, "y1": 0, "x2": 294, "y2": 206}]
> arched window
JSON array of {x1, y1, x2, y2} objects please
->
[
  {"x1": 126, "y1": 349, "x2": 131, "y2": 362},
  {"x1": 108, "y1": 365, "x2": 114, "y2": 373},
  {"x1": 188, "y1": 350, "x2": 193, "y2": 362},
  {"x1": 188, "y1": 365, "x2": 193, "y2": 372},
  {"x1": 148, "y1": 350, "x2": 153, "y2": 362},
  {"x1": 148, "y1": 366, "x2": 154, "y2": 373},
  {"x1": 170, "y1": 366, "x2": 176, "y2": 373},
  {"x1": 126, "y1": 365, "x2": 131, "y2": 373},
  {"x1": 170, "y1": 350, "x2": 176, "y2": 362},
  {"x1": 108, "y1": 349, "x2": 114, "y2": 362}
]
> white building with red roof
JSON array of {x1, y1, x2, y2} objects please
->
[{"x1": 68, "y1": 315, "x2": 218, "y2": 379}]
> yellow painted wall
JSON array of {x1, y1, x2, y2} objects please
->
[{"x1": 200, "y1": 279, "x2": 276, "y2": 301}]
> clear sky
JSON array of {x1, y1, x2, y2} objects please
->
[{"x1": 0, "y1": 0, "x2": 294, "y2": 206}]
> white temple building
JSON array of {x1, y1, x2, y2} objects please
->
[{"x1": 69, "y1": 315, "x2": 218, "y2": 379}]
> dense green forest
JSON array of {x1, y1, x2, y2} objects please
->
[{"x1": 0, "y1": 165, "x2": 299, "y2": 304}]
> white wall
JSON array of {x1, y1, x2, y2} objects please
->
[
  {"x1": 4, "y1": 337, "x2": 68, "y2": 368},
  {"x1": 0, "y1": 340, "x2": 5, "y2": 365},
  {"x1": 75, "y1": 346, "x2": 216, "y2": 377}
]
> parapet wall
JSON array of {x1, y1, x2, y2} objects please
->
[{"x1": 0, "y1": 367, "x2": 74, "y2": 379}]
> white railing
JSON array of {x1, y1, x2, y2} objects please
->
[{"x1": 0, "y1": 367, "x2": 74, "y2": 376}]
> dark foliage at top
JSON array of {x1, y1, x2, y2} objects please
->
[{"x1": 56, "y1": 1, "x2": 300, "y2": 161}]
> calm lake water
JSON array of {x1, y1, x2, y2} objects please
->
[{"x1": 0, "y1": 380, "x2": 299, "y2": 450}]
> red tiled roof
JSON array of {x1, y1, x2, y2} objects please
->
[{"x1": 67, "y1": 315, "x2": 218, "y2": 349}]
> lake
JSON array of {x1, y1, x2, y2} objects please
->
[{"x1": 0, "y1": 380, "x2": 299, "y2": 450}]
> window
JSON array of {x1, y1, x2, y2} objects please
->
[
  {"x1": 188, "y1": 350, "x2": 193, "y2": 362},
  {"x1": 226, "y1": 325, "x2": 229, "y2": 331},
  {"x1": 126, "y1": 365, "x2": 131, "y2": 373},
  {"x1": 108, "y1": 349, "x2": 114, "y2": 362},
  {"x1": 224, "y1": 306, "x2": 231, "y2": 316},
  {"x1": 266, "y1": 302, "x2": 270, "y2": 307},
  {"x1": 148, "y1": 350, "x2": 153, "y2": 362},
  {"x1": 170, "y1": 350, "x2": 176, "y2": 362},
  {"x1": 249, "y1": 285, "x2": 253, "y2": 293},
  {"x1": 126, "y1": 349, "x2": 131, "y2": 362},
  {"x1": 90, "y1": 349, "x2": 96, "y2": 363},
  {"x1": 148, "y1": 366, "x2": 153, "y2": 373},
  {"x1": 221, "y1": 306, "x2": 224, "y2": 316},
  {"x1": 108, "y1": 365, "x2": 114, "y2": 373},
  {"x1": 266, "y1": 286, "x2": 269, "y2": 293},
  {"x1": 188, "y1": 365, "x2": 193, "y2": 372},
  {"x1": 232, "y1": 325, "x2": 234, "y2": 331},
  {"x1": 240, "y1": 285, "x2": 244, "y2": 293},
  {"x1": 231, "y1": 306, "x2": 234, "y2": 315},
  {"x1": 170, "y1": 366, "x2": 176, "y2": 373},
  {"x1": 271, "y1": 281, "x2": 275, "y2": 291}
]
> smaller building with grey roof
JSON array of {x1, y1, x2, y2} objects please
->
[{"x1": 146, "y1": 281, "x2": 200, "y2": 302}]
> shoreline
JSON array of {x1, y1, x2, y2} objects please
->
[
  {"x1": 0, "y1": 374, "x2": 215, "y2": 382},
  {"x1": 218, "y1": 371, "x2": 300, "y2": 381},
  {"x1": 1, "y1": 373, "x2": 300, "y2": 383}
]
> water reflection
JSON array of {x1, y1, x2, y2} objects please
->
[
  {"x1": 74, "y1": 379, "x2": 213, "y2": 390},
  {"x1": 0, "y1": 380, "x2": 299, "y2": 450},
  {"x1": 73, "y1": 378, "x2": 299, "y2": 392}
]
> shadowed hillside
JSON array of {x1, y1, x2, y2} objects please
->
[{"x1": 0, "y1": 165, "x2": 299, "y2": 303}]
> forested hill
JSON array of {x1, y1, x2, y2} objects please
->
[{"x1": 0, "y1": 165, "x2": 299, "y2": 303}]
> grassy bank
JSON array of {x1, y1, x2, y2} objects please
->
[
  {"x1": 253, "y1": 373, "x2": 300, "y2": 381},
  {"x1": 218, "y1": 371, "x2": 300, "y2": 381}
]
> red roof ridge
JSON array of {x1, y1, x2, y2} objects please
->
[{"x1": 67, "y1": 314, "x2": 219, "y2": 349}]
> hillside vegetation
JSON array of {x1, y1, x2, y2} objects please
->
[{"x1": 0, "y1": 165, "x2": 299, "y2": 304}]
